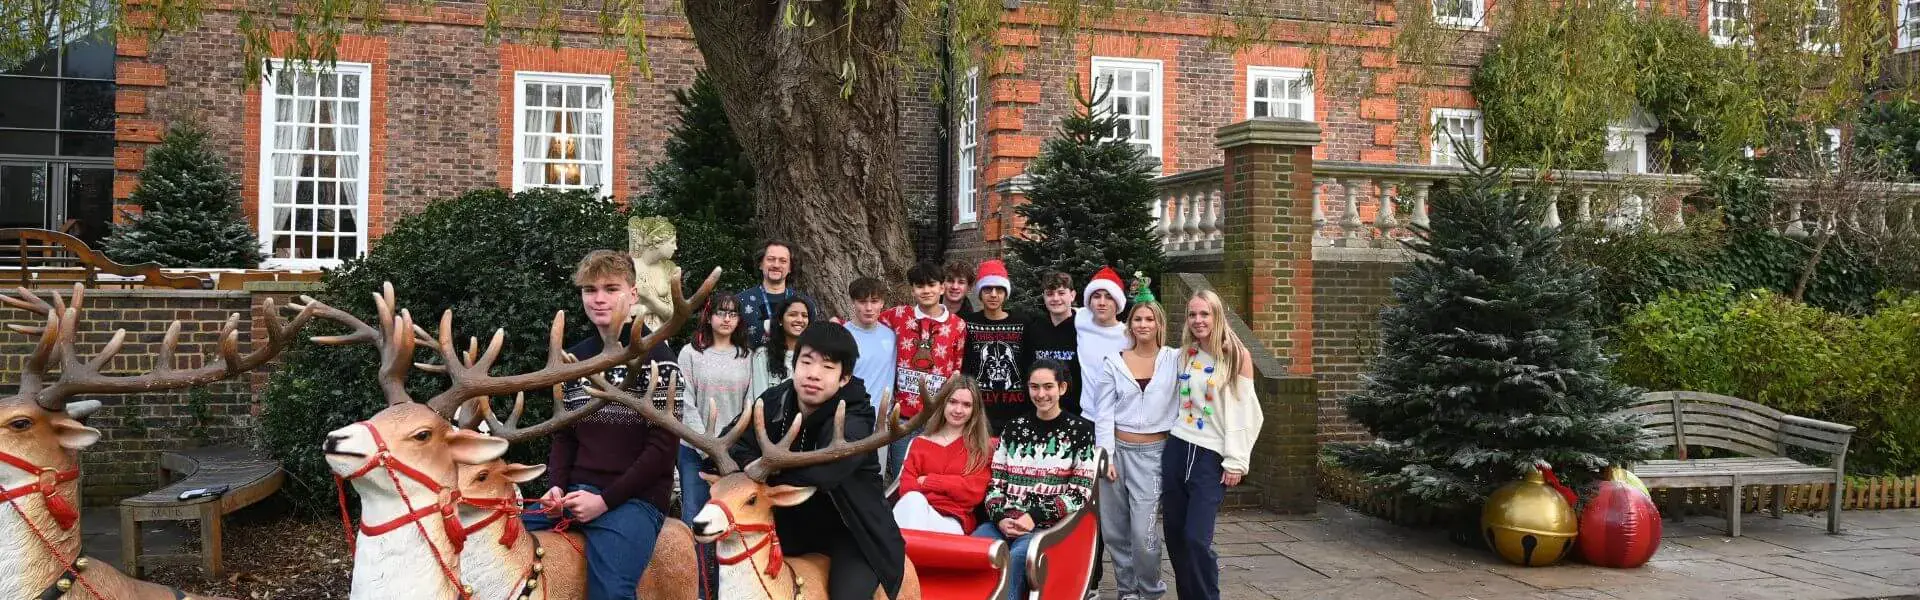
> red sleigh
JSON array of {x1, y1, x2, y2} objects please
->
[{"x1": 891, "y1": 447, "x2": 1105, "y2": 600}]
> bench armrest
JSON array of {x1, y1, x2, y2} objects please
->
[
  {"x1": 1779, "y1": 414, "x2": 1856, "y2": 470},
  {"x1": 1781, "y1": 414, "x2": 1856, "y2": 435}
]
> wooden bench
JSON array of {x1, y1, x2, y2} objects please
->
[
  {"x1": 0, "y1": 228, "x2": 206, "y2": 289},
  {"x1": 120, "y1": 446, "x2": 284, "y2": 578},
  {"x1": 1619, "y1": 391, "x2": 1855, "y2": 536}
]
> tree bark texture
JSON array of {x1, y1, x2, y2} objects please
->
[{"x1": 683, "y1": 0, "x2": 917, "y2": 318}]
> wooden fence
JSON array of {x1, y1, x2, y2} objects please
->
[{"x1": 1319, "y1": 465, "x2": 1920, "y2": 522}]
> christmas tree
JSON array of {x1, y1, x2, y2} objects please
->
[
  {"x1": 1006, "y1": 84, "x2": 1165, "y2": 305},
  {"x1": 102, "y1": 123, "x2": 264, "y2": 268},
  {"x1": 636, "y1": 70, "x2": 758, "y2": 294},
  {"x1": 1330, "y1": 158, "x2": 1653, "y2": 511}
]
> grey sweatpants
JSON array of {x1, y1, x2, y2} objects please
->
[{"x1": 1099, "y1": 438, "x2": 1168, "y2": 599}]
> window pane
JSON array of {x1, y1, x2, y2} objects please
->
[
  {"x1": 58, "y1": 132, "x2": 112, "y2": 156},
  {"x1": 0, "y1": 77, "x2": 59, "y2": 128},
  {"x1": 296, "y1": 73, "x2": 316, "y2": 96},
  {"x1": 545, "y1": 85, "x2": 562, "y2": 108},
  {"x1": 1254, "y1": 102, "x2": 1270, "y2": 118},
  {"x1": 343, "y1": 74, "x2": 361, "y2": 98},
  {"x1": 525, "y1": 83, "x2": 541, "y2": 108},
  {"x1": 63, "y1": 77, "x2": 116, "y2": 129},
  {"x1": 60, "y1": 35, "x2": 115, "y2": 79},
  {"x1": 586, "y1": 86, "x2": 603, "y2": 109},
  {"x1": 1253, "y1": 78, "x2": 1270, "y2": 98},
  {"x1": 566, "y1": 85, "x2": 582, "y2": 108}
]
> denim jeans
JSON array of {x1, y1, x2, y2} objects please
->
[
  {"x1": 521, "y1": 484, "x2": 664, "y2": 600},
  {"x1": 676, "y1": 445, "x2": 711, "y2": 525},
  {"x1": 971, "y1": 522, "x2": 1035, "y2": 600},
  {"x1": 1161, "y1": 437, "x2": 1225, "y2": 600}
]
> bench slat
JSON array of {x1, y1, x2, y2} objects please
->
[
  {"x1": 1676, "y1": 406, "x2": 1785, "y2": 440},
  {"x1": 1658, "y1": 391, "x2": 1787, "y2": 420},
  {"x1": 1679, "y1": 430, "x2": 1780, "y2": 460}
]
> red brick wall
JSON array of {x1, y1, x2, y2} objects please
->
[
  {"x1": 1311, "y1": 256, "x2": 1405, "y2": 442},
  {"x1": 0, "y1": 290, "x2": 261, "y2": 504}
]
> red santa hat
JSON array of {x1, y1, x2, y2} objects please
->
[
  {"x1": 1084, "y1": 266, "x2": 1128, "y2": 311},
  {"x1": 975, "y1": 259, "x2": 1011, "y2": 294}
]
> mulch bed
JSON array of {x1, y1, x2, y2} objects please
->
[{"x1": 144, "y1": 516, "x2": 351, "y2": 600}]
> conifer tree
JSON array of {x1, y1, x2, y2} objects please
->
[
  {"x1": 102, "y1": 123, "x2": 264, "y2": 268},
  {"x1": 637, "y1": 70, "x2": 758, "y2": 294}
]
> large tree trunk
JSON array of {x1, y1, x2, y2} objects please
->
[{"x1": 683, "y1": 0, "x2": 917, "y2": 318}]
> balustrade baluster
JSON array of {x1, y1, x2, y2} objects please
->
[
  {"x1": 1411, "y1": 181, "x2": 1431, "y2": 229},
  {"x1": 1200, "y1": 188, "x2": 1222, "y2": 250},
  {"x1": 1154, "y1": 193, "x2": 1171, "y2": 252},
  {"x1": 1541, "y1": 188, "x2": 1562, "y2": 229},
  {"x1": 1339, "y1": 177, "x2": 1365, "y2": 245},
  {"x1": 1576, "y1": 188, "x2": 1594, "y2": 224},
  {"x1": 1784, "y1": 199, "x2": 1807, "y2": 238},
  {"x1": 1375, "y1": 179, "x2": 1400, "y2": 244},
  {"x1": 1667, "y1": 197, "x2": 1685, "y2": 232},
  {"x1": 1182, "y1": 187, "x2": 1205, "y2": 252}
]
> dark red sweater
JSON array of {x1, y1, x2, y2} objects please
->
[
  {"x1": 894, "y1": 435, "x2": 993, "y2": 532},
  {"x1": 546, "y1": 332, "x2": 681, "y2": 511}
]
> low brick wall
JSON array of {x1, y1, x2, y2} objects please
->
[
  {"x1": 1311, "y1": 252, "x2": 1406, "y2": 443},
  {"x1": 0, "y1": 289, "x2": 263, "y2": 505}
]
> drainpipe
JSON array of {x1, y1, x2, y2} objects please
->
[{"x1": 933, "y1": 1, "x2": 955, "y2": 261}]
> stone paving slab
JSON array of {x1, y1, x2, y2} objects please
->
[{"x1": 1092, "y1": 502, "x2": 1920, "y2": 600}]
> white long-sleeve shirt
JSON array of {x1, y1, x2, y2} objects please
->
[
  {"x1": 1090, "y1": 347, "x2": 1182, "y2": 453},
  {"x1": 1074, "y1": 309, "x2": 1129, "y2": 425}
]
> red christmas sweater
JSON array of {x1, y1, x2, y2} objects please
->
[
  {"x1": 877, "y1": 305, "x2": 967, "y2": 418},
  {"x1": 894, "y1": 436, "x2": 994, "y2": 532}
]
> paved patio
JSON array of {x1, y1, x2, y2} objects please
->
[
  {"x1": 1092, "y1": 502, "x2": 1920, "y2": 600},
  {"x1": 83, "y1": 501, "x2": 1920, "y2": 599}
]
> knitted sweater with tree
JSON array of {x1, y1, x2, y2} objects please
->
[{"x1": 982, "y1": 412, "x2": 1098, "y2": 530}]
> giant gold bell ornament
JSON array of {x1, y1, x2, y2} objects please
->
[{"x1": 1482, "y1": 462, "x2": 1580, "y2": 567}]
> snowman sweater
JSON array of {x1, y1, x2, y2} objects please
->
[{"x1": 983, "y1": 412, "x2": 1098, "y2": 530}]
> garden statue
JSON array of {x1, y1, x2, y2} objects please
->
[
  {"x1": 629, "y1": 215, "x2": 680, "y2": 332},
  {"x1": 310, "y1": 271, "x2": 718, "y2": 600},
  {"x1": 0, "y1": 284, "x2": 315, "y2": 600}
]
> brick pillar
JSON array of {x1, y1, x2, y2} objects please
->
[{"x1": 1217, "y1": 118, "x2": 1320, "y2": 376}]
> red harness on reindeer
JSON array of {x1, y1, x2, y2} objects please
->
[
  {"x1": 0, "y1": 452, "x2": 80, "y2": 530},
  {"x1": 333, "y1": 421, "x2": 470, "y2": 598}
]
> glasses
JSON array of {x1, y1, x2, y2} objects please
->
[{"x1": 711, "y1": 309, "x2": 741, "y2": 318}]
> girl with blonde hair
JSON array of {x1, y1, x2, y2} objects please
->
[
  {"x1": 1163, "y1": 289, "x2": 1264, "y2": 600},
  {"x1": 1092, "y1": 290, "x2": 1182, "y2": 600},
  {"x1": 891, "y1": 375, "x2": 995, "y2": 535}
]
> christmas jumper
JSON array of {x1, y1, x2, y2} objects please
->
[
  {"x1": 962, "y1": 311, "x2": 1029, "y2": 430},
  {"x1": 877, "y1": 304, "x2": 967, "y2": 419},
  {"x1": 735, "y1": 286, "x2": 816, "y2": 348},
  {"x1": 894, "y1": 436, "x2": 994, "y2": 532},
  {"x1": 550, "y1": 329, "x2": 684, "y2": 512},
  {"x1": 1171, "y1": 347, "x2": 1265, "y2": 474},
  {"x1": 1020, "y1": 312, "x2": 1081, "y2": 417},
  {"x1": 983, "y1": 412, "x2": 1098, "y2": 530}
]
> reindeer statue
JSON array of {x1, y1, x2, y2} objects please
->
[
  {"x1": 0, "y1": 284, "x2": 314, "y2": 600},
  {"x1": 582, "y1": 368, "x2": 933, "y2": 600},
  {"x1": 309, "y1": 272, "x2": 715, "y2": 600},
  {"x1": 454, "y1": 389, "x2": 700, "y2": 600}
]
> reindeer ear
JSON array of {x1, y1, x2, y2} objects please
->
[
  {"x1": 699, "y1": 471, "x2": 720, "y2": 484},
  {"x1": 446, "y1": 428, "x2": 510, "y2": 465},
  {"x1": 765, "y1": 484, "x2": 817, "y2": 507},
  {"x1": 64, "y1": 400, "x2": 102, "y2": 423},
  {"x1": 52, "y1": 418, "x2": 101, "y2": 451},
  {"x1": 502, "y1": 463, "x2": 547, "y2": 483}
]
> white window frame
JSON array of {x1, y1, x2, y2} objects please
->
[
  {"x1": 1606, "y1": 126, "x2": 1651, "y2": 174},
  {"x1": 257, "y1": 59, "x2": 373, "y2": 269},
  {"x1": 1803, "y1": 0, "x2": 1837, "y2": 52},
  {"x1": 1429, "y1": 108, "x2": 1484, "y2": 167},
  {"x1": 1090, "y1": 56, "x2": 1165, "y2": 167},
  {"x1": 1246, "y1": 66, "x2": 1315, "y2": 121},
  {"x1": 511, "y1": 71, "x2": 615, "y2": 195},
  {"x1": 955, "y1": 68, "x2": 979, "y2": 225},
  {"x1": 1900, "y1": 0, "x2": 1919, "y2": 51},
  {"x1": 1710, "y1": 0, "x2": 1750, "y2": 46},
  {"x1": 1432, "y1": 0, "x2": 1486, "y2": 28},
  {"x1": 1820, "y1": 127, "x2": 1843, "y2": 170}
]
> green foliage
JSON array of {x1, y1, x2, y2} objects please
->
[
  {"x1": 1330, "y1": 160, "x2": 1654, "y2": 510},
  {"x1": 259, "y1": 188, "x2": 627, "y2": 514},
  {"x1": 1854, "y1": 97, "x2": 1920, "y2": 179},
  {"x1": 1615, "y1": 288, "x2": 1920, "y2": 474},
  {"x1": 101, "y1": 123, "x2": 265, "y2": 268},
  {"x1": 635, "y1": 71, "x2": 759, "y2": 298},
  {"x1": 1006, "y1": 88, "x2": 1166, "y2": 308}
]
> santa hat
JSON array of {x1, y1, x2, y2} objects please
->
[
  {"x1": 1084, "y1": 266, "x2": 1128, "y2": 311},
  {"x1": 975, "y1": 259, "x2": 1011, "y2": 294}
]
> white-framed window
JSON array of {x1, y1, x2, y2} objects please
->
[
  {"x1": 1606, "y1": 127, "x2": 1650, "y2": 174},
  {"x1": 1091, "y1": 57, "x2": 1164, "y2": 164},
  {"x1": 1900, "y1": 0, "x2": 1919, "y2": 50},
  {"x1": 1820, "y1": 127, "x2": 1843, "y2": 169},
  {"x1": 512, "y1": 72, "x2": 613, "y2": 194},
  {"x1": 1803, "y1": 0, "x2": 1837, "y2": 52},
  {"x1": 1710, "y1": 0, "x2": 1749, "y2": 46},
  {"x1": 1429, "y1": 108, "x2": 1484, "y2": 166},
  {"x1": 955, "y1": 68, "x2": 979, "y2": 225},
  {"x1": 1247, "y1": 66, "x2": 1314, "y2": 121},
  {"x1": 1433, "y1": 0, "x2": 1485, "y2": 28},
  {"x1": 258, "y1": 60, "x2": 372, "y2": 268}
]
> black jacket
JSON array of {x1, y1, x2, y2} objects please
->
[{"x1": 720, "y1": 378, "x2": 905, "y2": 599}]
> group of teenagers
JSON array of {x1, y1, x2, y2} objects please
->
[{"x1": 527, "y1": 240, "x2": 1264, "y2": 600}]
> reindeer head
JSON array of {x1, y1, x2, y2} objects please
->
[
  {"x1": 0, "y1": 284, "x2": 311, "y2": 529},
  {"x1": 589, "y1": 375, "x2": 937, "y2": 544},
  {"x1": 306, "y1": 273, "x2": 718, "y2": 510},
  {"x1": 452, "y1": 457, "x2": 545, "y2": 525}
]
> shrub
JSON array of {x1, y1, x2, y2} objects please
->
[
  {"x1": 259, "y1": 188, "x2": 627, "y2": 514},
  {"x1": 1615, "y1": 287, "x2": 1920, "y2": 474},
  {"x1": 635, "y1": 70, "x2": 760, "y2": 297}
]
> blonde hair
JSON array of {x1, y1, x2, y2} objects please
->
[
  {"x1": 573, "y1": 249, "x2": 637, "y2": 286},
  {"x1": 922, "y1": 375, "x2": 993, "y2": 475},
  {"x1": 1123, "y1": 301, "x2": 1167, "y2": 350},
  {"x1": 1180, "y1": 290, "x2": 1248, "y2": 383}
]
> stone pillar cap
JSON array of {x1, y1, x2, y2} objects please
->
[{"x1": 1216, "y1": 118, "x2": 1323, "y2": 150}]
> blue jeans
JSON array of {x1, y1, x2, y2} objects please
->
[
  {"x1": 972, "y1": 522, "x2": 1035, "y2": 600},
  {"x1": 677, "y1": 445, "x2": 711, "y2": 525},
  {"x1": 521, "y1": 484, "x2": 664, "y2": 600},
  {"x1": 1162, "y1": 437, "x2": 1225, "y2": 600}
]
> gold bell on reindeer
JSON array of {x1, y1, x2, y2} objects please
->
[{"x1": 1481, "y1": 462, "x2": 1579, "y2": 567}]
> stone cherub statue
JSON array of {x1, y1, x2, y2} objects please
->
[{"x1": 628, "y1": 215, "x2": 680, "y2": 331}]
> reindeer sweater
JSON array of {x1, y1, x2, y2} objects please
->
[
  {"x1": 983, "y1": 412, "x2": 1098, "y2": 530},
  {"x1": 548, "y1": 330, "x2": 682, "y2": 511}
]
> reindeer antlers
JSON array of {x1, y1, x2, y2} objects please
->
[
  {"x1": 583, "y1": 365, "x2": 752, "y2": 474},
  {"x1": 292, "y1": 283, "x2": 423, "y2": 406},
  {"x1": 1, "y1": 284, "x2": 317, "y2": 412},
  {"x1": 742, "y1": 379, "x2": 942, "y2": 482}
]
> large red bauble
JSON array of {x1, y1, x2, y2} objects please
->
[{"x1": 1578, "y1": 470, "x2": 1662, "y2": 568}]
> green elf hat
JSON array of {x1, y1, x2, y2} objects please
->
[{"x1": 1129, "y1": 271, "x2": 1156, "y2": 305}]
